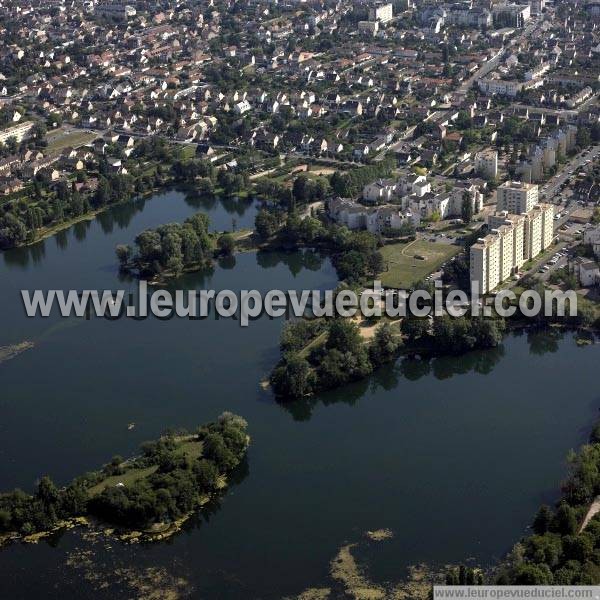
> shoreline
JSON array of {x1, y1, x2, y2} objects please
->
[
  {"x1": 5, "y1": 187, "x2": 161, "y2": 252},
  {"x1": 0, "y1": 476, "x2": 230, "y2": 549},
  {"x1": 270, "y1": 319, "x2": 599, "y2": 401}
]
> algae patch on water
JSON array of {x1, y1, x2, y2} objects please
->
[
  {"x1": 292, "y1": 529, "x2": 446, "y2": 600},
  {"x1": 365, "y1": 528, "x2": 393, "y2": 541},
  {"x1": 0, "y1": 341, "x2": 34, "y2": 364},
  {"x1": 66, "y1": 543, "x2": 193, "y2": 599}
]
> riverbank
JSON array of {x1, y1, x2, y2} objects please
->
[{"x1": 5, "y1": 185, "x2": 165, "y2": 252}]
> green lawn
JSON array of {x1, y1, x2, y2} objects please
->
[
  {"x1": 87, "y1": 438, "x2": 203, "y2": 497},
  {"x1": 46, "y1": 129, "x2": 99, "y2": 153},
  {"x1": 378, "y1": 240, "x2": 460, "y2": 288}
]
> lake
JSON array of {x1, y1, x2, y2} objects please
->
[{"x1": 0, "y1": 190, "x2": 598, "y2": 598}]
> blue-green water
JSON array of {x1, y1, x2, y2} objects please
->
[{"x1": 0, "y1": 190, "x2": 598, "y2": 598}]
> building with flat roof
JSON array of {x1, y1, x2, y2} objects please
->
[
  {"x1": 470, "y1": 202, "x2": 553, "y2": 294},
  {"x1": 0, "y1": 121, "x2": 35, "y2": 145},
  {"x1": 496, "y1": 181, "x2": 538, "y2": 215},
  {"x1": 475, "y1": 150, "x2": 498, "y2": 179},
  {"x1": 95, "y1": 3, "x2": 136, "y2": 21},
  {"x1": 369, "y1": 3, "x2": 393, "y2": 23}
]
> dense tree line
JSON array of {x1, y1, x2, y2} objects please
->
[
  {"x1": 401, "y1": 313, "x2": 505, "y2": 351},
  {"x1": 117, "y1": 211, "x2": 216, "y2": 278},
  {"x1": 256, "y1": 210, "x2": 384, "y2": 285},
  {"x1": 0, "y1": 173, "x2": 140, "y2": 249},
  {"x1": 271, "y1": 312, "x2": 506, "y2": 400},
  {"x1": 0, "y1": 413, "x2": 249, "y2": 535},
  {"x1": 329, "y1": 158, "x2": 395, "y2": 198},
  {"x1": 271, "y1": 319, "x2": 402, "y2": 399}
]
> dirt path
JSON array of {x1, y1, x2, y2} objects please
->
[{"x1": 579, "y1": 495, "x2": 600, "y2": 533}]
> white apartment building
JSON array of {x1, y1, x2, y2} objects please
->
[
  {"x1": 522, "y1": 204, "x2": 553, "y2": 260},
  {"x1": 492, "y1": 3, "x2": 531, "y2": 27},
  {"x1": 475, "y1": 150, "x2": 498, "y2": 179},
  {"x1": 358, "y1": 21, "x2": 379, "y2": 36},
  {"x1": 471, "y1": 233, "x2": 502, "y2": 295},
  {"x1": 489, "y1": 212, "x2": 527, "y2": 271},
  {"x1": 362, "y1": 179, "x2": 398, "y2": 204},
  {"x1": 368, "y1": 3, "x2": 393, "y2": 23},
  {"x1": 0, "y1": 121, "x2": 35, "y2": 145},
  {"x1": 477, "y1": 78, "x2": 540, "y2": 97},
  {"x1": 95, "y1": 3, "x2": 136, "y2": 21},
  {"x1": 328, "y1": 197, "x2": 419, "y2": 234},
  {"x1": 471, "y1": 201, "x2": 553, "y2": 294},
  {"x1": 496, "y1": 181, "x2": 538, "y2": 214},
  {"x1": 584, "y1": 226, "x2": 600, "y2": 258}
]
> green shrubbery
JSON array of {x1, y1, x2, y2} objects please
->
[
  {"x1": 0, "y1": 413, "x2": 249, "y2": 535},
  {"x1": 271, "y1": 319, "x2": 401, "y2": 399},
  {"x1": 118, "y1": 211, "x2": 216, "y2": 277}
]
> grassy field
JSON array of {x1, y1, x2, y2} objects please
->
[
  {"x1": 87, "y1": 438, "x2": 203, "y2": 497},
  {"x1": 46, "y1": 129, "x2": 99, "y2": 153},
  {"x1": 378, "y1": 240, "x2": 460, "y2": 288}
]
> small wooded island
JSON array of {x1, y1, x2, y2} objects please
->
[
  {"x1": 115, "y1": 211, "x2": 237, "y2": 281},
  {"x1": 0, "y1": 412, "x2": 249, "y2": 544}
]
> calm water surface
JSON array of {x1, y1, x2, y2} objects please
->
[{"x1": 0, "y1": 190, "x2": 598, "y2": 598}]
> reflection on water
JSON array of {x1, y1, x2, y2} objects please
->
[
  {"x1": 3, "y1": 239, "x2": 47, "y2": 269},
  {"x1": 526, "y1": 327, "x2": 564, "y2": 355},
  {"x1": 1, "y1": 189, "x2": 261, "y2": 270},
  {"x1": 72, "y1": 220, "x2": 91, "y2": 242},
  {"x1": 281, "y1": 343, "x2": 506, "y2": 421},
  {"x1": 256, "y1": 248, "x2": 325, "y2": 276},
  {"x1": 96, "y1": 198, "x2": 146, "y2": 235},
  {"x1": 217, "y1": 255, "x2": 236, "y2": 270},
  {"x1": 55, "y1": 230, "x2": 68, "y2": 250},
  {"x1": 280, "y1": 328, "x2": 579, "y2": 421},
  {"x1": 183, "y1": 188, "x2": 258, "y2": 222}
]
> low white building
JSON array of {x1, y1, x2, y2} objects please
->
[
  {"x1": 0, "y1": 121, "x2": 35, "y2": 145},
  {"x1": 571, "y1": 257, "x2": 600, "y2": 288},
  {"x1": 328, "y1": 197, "x2": 419, "y2": 234},
  {"x1": 234, "y1": 100, "x2": 252, "y2": 115},
  {"x1": 584, "y1": 226, "x2": 600, "y2": 258},
  {"x1": 362, "y1": 179, "x2": 398, "y2": 204}
]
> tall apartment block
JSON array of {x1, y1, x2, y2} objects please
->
[
  {"x1": 470, "y1": 183, "x2": 554, "y2": 294},
  {"x1": 496, "y1": 181, "x2": 538, "y2": 215},
  {"x1": 368, "y1": 3, "x2": 393, "y2": 23},
  {"x1": 475, "y1": 150, "x2": 498, "y2": 179}
]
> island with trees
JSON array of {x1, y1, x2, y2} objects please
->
[
  {"x1": 115, "y1": 211, "x2": 238, "y2": 281},
  {"x1": 0, "y1": 412, "x2": 249, "y2": 544},
  {"x1": 269, "y1": 313, "x2": 507, "y2": 400},
  {"x1": 269, "y1": 284, "x2": 600, "y2": 400}
]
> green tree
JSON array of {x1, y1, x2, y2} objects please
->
[
  {"x1": 270, "y1": 355, "x2": 316, "y2": 398},
  {"x1": 217, "y1": 233, "x2": 235, "y2": 256},
  {"x1": 115, "y1": 244, "x2": 132, "y2": 266},
  {"x1": 533, "y1": 505, "x2": 553, "y2": 535},
  {"x1": 461, "y1": 192, "x2": 474, "y2": 223},
  {"x1": 255, "y1": 210, "x2": 280, "y2": 240},
  {"x1": 369, "y1": 323, "x2": 401, "y2": 367}
]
